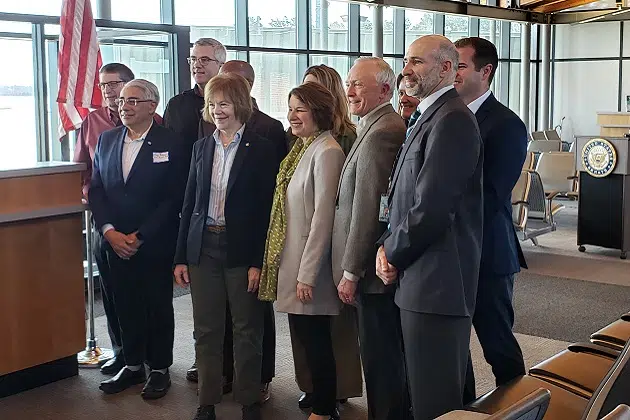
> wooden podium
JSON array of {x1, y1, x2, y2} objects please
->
[
  {"x1": 574, "y1": 136, "x2": 630, "y2": 259},
  {"x1": 0, "y1": 162, "x2": 86, "y2": 397}
]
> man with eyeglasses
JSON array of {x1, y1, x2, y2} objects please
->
[
  {"x1": 91, "y1": 79, "x2": 187, "y2": 399},
  {"x1": 73, "y1": 63, "x2": 163, "y2": 378},
  {"x1": 163, "y1": 37, "x2": 226, "y2": 162}
]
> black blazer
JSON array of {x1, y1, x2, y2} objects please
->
[
  {"x1": 89, "y1": 123, "x2": 187, "y2": 257},
  {"x1": 174, "y1": 127, "x2": 278, "y2": 268},
  {"x1": 476, "y1": 93, "x2": 528, "y2": 274},
  {"x1": 380, "y1": 88, "x2": 483, "y2": 318},
  {"x1": 199, "y1": 107, "x2": 288, "y2": 165}
]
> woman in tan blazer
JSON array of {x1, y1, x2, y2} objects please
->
[
  {"x1": 288, "y1": 66, "x2": 364, "y2": 408},
  {"x1": 259, "y1": 82, "x2": 345, "y2": 420}
]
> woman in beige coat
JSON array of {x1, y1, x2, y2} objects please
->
[
  {"x1": 289, "y1": 64, "x2": 364, "y2": 409},
  {"x1": 259, "y1": 82, "x2": 345, "y2": 420}
]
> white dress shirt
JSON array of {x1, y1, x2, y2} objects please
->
[
  {"x1": 417, "y1": 84, "x2": 455, "y2": 115},
  {"x1": 206, "y1": 124, "x2": 246, "y2": 226},
  {"x1": 467, "y1": 89, "x2": 492, "y2": 115},
  {"x1": 357, "y1": 101, "x2": 391, "y2": 132},
  {"x1": 102, "y1": 122, "x2": 153, "y2": 235}
]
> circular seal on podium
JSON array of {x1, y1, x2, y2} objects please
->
[{"x1": 581, "y1": 138, "x2": 617, "y2": 178}]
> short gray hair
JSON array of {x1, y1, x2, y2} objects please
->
[
  {"x1": 124, "y1": 79, "x2": 160, "y2": 105},
  {"x1": 194, "y1": 37, "x2": 227, "y2": 64},
  {"x1": 434, "y1": 40, "x2": 459, "y2": 81},
  {"x1": 354, "y1": 57, "x2": 396, "y2": 99}
]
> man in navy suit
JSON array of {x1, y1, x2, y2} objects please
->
[
  {"x1": 454, "y1": 37, "x2": 528, "y2": 404},
  {"x1": 89, "y1": 79, "x2": 186, "y2": 399}
]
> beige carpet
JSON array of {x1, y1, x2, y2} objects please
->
[{"x1": 0, "y1": 294, "x2": 570, "y2": 420}]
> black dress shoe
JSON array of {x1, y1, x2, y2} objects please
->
[
  {"x1": 193, "y1": 405, "x2": 216, "y2": 420},
  {"x1": 141, "y1": 370, "x2": 171, "y2": 400},
  {"x1": 99, "y1": 367, "x2": 146, "y2": 394},
  {"x1": 100, "y1": 357, "x2": 125, "y2": 375},
  {"x1": 242, "y1": 402, "x2": 261, "y2": 420},
  {"x1": 186, "y1": 362, "x2": 198, "y2": 382},
  {"x1": 330, "y1": 407, "x2": 341, "y2": 420},
  {"x1": 298, "y1": 392, "x2": 313, "y2": 409}
]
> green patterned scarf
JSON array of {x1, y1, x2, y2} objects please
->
[{"x1": 258, "y1": 132, "x2": 321, "y2": 301}]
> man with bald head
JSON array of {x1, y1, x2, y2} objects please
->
[
  {"x1": 376, "y1": 35, "x2": 483, "y2": 420},
  {"x1": 198, "y1": 59, "x2": 285, "y2": 403},
  {"x1": 199, "y1": 59, "x2": 288, "y2": 165}
]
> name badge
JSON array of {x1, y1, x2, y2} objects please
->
[
  {"x1": 153, "y1": 152, "x2": 169, "y2": 163},
  {"x1": 379, "y1": 194, "x2": 389, "y2": 223}
]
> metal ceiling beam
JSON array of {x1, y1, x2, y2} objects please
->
[
  {"x1": 550, "y1": 7, "x2": 630, "y2": 23},
  {"x1": 350, "y1": 0, "x2": 548, "y2": 23}
]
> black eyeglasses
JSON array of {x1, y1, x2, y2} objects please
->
[
  {"x1": 187, "y1": 56, "x2": 222, "y2": 66},
  {"x1": 114, "y1": 98, "x2": 154, "y2": 107},
  {"x1": 98, "y1": 80, "x2": 124, "y2": 89}
]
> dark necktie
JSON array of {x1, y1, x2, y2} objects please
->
[{"x1": 406, "y1": 109, "x2": 421, "y2": 139}]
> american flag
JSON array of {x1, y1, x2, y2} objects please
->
[{"x1": 56, "y1": 0, "x2": 103, "y2": 139}]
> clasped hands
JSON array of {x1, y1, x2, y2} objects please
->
[
  {"x1": 376, "y1": 245, "x2": 398, "y2": 285},
  {"x1": 104, "y1": 230, "x2": 142, "y2": 259}
]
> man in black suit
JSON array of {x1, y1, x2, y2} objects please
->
[
  {"x1": 90, "y1": 79, "x2": 186, "y2": 399},
  {"x1": 376, "y1": 35, "x2": 483, "y2": 420},
  {"x1": 197, "y1": 60, "x2": 286, "y2": 402},
  {"x1": 454, "y1": 37, "x2": 528, "y2": 404}
]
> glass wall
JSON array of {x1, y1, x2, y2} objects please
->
[
  {"x1": 0, "y1": 0, "x2": 531, "y2": 162},
  {"x1": 551, "y1": 21, "x2": 627, "y2": 139}
]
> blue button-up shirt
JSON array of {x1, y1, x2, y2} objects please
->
[{"x1": 206, "y1": 124, "x2": 246, "y2": 226}]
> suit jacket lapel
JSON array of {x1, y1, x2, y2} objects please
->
[
  {"x1": 475, "y1": 92, "x2": 497, "y2": 127},
  {"x1": 226, "y1": 128, "x2": 251, "y2": 198},
  {"x1": 201, "y1": 136, "x2": 215, "y2": 211},
  {"x1": 114, "y1": 128, "x2": 125, "y2": 184},
  {"x1": 389, "y1": 89, "x2": 458, "y2": 197},
  {"x1": 337, "y1": 105, "x2": 394, "y2": 199}
]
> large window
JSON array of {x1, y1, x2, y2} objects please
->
[
  {"x1": 110, "y1": 0, "x2": 161, "y2": 24},
  {"x1": 444, "y1": 15, "x2": 469, "y2": 43},
  {"x1": 249, "y1": 0, "x2": 297, "y2": 49},
  {"x1": 404, "y1": 10, "x2": 434, "y2": 51},
  {"x1": 0, "y1": 39, "x2": 36, "y2": 166},
  {"x1": 179, "y1": 0, "x2": 236, "y2": 46},
  {"x1": 250, "y1": 52, "x2": 299, "y2": 128},
  {"x1": 309, "y1": 55, "x2": 351, "y2": 83},
  {"x1": 311, "y1": 0, "x2": 348, "y2": 52}
]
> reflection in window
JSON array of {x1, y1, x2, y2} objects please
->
[
  {"x1": 249, "y1": 0, "x2": 297, "y2": 49},
  {"x1": 309, "y1": 55, "x2": 351, "y2": 83},
  {"x1": 180, "y1": 0, "x2": 236, "y2": 45},
  {"x1": 99, "y1": 43, "x2": 173, "y2": 116},
  {"x1": 359, "y1": 5, "x2": 394, "y2": 54},
  {"x1": 404, "y1": 10, "x2": 434, "y2": 51},
  {"x1": 444, "y1": 16, "x2": 469, "y2": 43},
  {"x1": 249, "y1": 52, "x2": 299, "y2": 129},
  {"x1": 311, "y1": 0, "x2": 348, "y2": 52},
  {"x1": 0, "y1": 39, "x2": 36, "y2": 166}
]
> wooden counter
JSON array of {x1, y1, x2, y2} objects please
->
[{"x1": 0, "y1": 161, "x2": 86, "y2": 398}]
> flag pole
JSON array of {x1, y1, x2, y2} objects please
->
[{"x1": 77, "y1": 207, "x2": 114, "y2": 367}]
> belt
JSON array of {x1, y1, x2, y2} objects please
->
[{"x1": 206, "y1": 225, "x2": 226, "y2": 233}]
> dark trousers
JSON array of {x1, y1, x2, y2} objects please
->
[
  {"x1": 288, "y1": 314, "x2": 337, "y2": 416},
  {"x1": 400, "y1": 310, "x2": 471, "y2": 420},
  {"x1": 463, "y1": 272, "x2": 525, "y2": 404},
  {"x1": 189, "y1": 232, "x2": 264, "y2": 406},
  {"x1": 92, "y1": 221, "x2": 123, "y2": 360},
  {"x1": 357, "y1": 293, "x2": 411, "y2": 420},
  {"x1": 223, "y1": 301, "x2": 275, "y2": 384},
  {"x1": 106, "y1": 250, "x2": 174, "y2": 370}
]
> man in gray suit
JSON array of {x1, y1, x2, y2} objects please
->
[
  {"x1": 333, "y1": 57, "x2": 408, "y2": 420},
  {"x1": 376, "y1": 35, "x2": 483, "y2": 420}
]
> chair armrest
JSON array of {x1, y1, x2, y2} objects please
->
[{"x1": 435, "y1": 411, "x2": 489, "y2": 420}]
